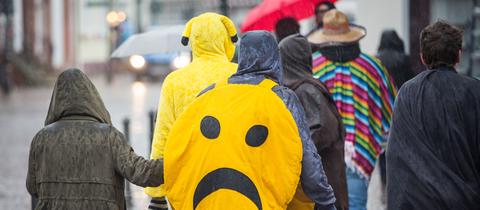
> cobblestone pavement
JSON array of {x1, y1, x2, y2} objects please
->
[{"x1": 0, "y1": 73, "x2": 385, "y2": 210}]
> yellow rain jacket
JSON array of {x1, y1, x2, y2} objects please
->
[
  {"x1": 145, "y1": 13, "x2": 238, "y2": 198},
  {"x1": 163, "y1": 79, "x2": 303, "y2": 210}
]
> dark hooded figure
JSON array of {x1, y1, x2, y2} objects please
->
[
  {"x1": 387, "y1": 21, "x2": 480, "y2": 209},
  {"x1": 280, "y1": 34, "x2": 347, "y2": 210},
  {"x1": 377, "y1": 30, "x2": 414, "y2": 88},
  {"x1": 275, "y1": 17, "x2": 300, "y2": 42},
  {"x1": 376, "y1": 30, "x2": 414, "y2": 191},
  {"x1": 26, "y1": 69, "x2": 164, "y2": 210},
  {"x1": 201, "y1": 30, "x2": 337, "y2": 210}
]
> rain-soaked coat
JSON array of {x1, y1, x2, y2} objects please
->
[
  {"x1": 26, "y1": 69, "x2": 164, "y2": 210},
  {"x1": 280, "y1": 34, "x2": 347, "y2": 210},
  {"x1": 146, "y1": 13, "x2": 238, "y2": 197},
  {"x1": 387, "y1": 67, "x2": 480, "y2": 209},
  {"x1": 202, "y1": 31, "x2": 336, "y2": 210}
]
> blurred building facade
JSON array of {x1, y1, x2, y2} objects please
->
[
  {"x1": 2, "y1": 0, "x2": 478, "y2": 78},
  {"x1": 3, "y1": 0, "x2": 261, "y2": 75},
  {"x1": 8, "y1": 0, "x2": 77, "y2": 70}
]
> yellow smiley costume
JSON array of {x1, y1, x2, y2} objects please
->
[
  {"x1": 163, "y1": 79, "x2": 303, "y2": 210},
  {"x1": 145, "y1": 13, "x2": 238, "y2": 198}
]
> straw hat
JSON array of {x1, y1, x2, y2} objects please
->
[{"x1": 308, "y1": 9, "x2": 366, "y2": 46}]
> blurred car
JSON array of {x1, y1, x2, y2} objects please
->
[{"x1": 125, "y1": 51, "x2": 191, "y2": 81}]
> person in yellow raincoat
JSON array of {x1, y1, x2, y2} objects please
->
[
  {"x1": 145, "y1": 13, "x2": 238, "y2": 209},
  {"x1": 162, "y1": 31, "x2": 336, "y2": 210}
]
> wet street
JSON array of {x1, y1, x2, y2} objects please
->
[
  {"x1": 0, "y1": 72, "x2": 385, "y2": 210},
  {"x1": 0, "y1": 73, "x2": 161, "y2": 210}
]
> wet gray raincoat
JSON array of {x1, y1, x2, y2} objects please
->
[{"x1": 26, "y1": 69, "x2": 164, "y2": 210}]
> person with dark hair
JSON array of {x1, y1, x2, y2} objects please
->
[
  {"x1": 275, "y1": 17, "x2": 300, "y2": 42},
  {"x1": 309, "y1": 10, "x2": 397, "y2": 210},
  {"x1": 280, "y1": 34, "x2": 348, "y2": 210},
  {"x1": 307, "y1": 1, "x2": 336, "y2": 37},
  {"x1": 387, "y1": 21, "x2": 480, "y2": 209},
  {"x1": 26, "y1": 69, "x2": 164, "y2": 210}
]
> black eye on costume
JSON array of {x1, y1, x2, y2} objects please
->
[
  {"x1": 245, "y1": 125, "x2": 268, "y2": 147},
  {"x1": 200, "y1": 116, "x2": 220, "y2": 139}
]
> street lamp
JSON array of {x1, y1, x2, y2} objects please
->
[{"x1": 106, "y1": 10, "x2": 126, "y2": 27}]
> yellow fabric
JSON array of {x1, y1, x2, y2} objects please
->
[
  {"x1": 182, "y1": 12, "x2": 237, "y2": 62},
  {"x1": 163, "y1": 79, "x2": 303, "y2": 210},
  {"x1": 145, "y1": 12, "x2": 237, "y2": 198},
  {"x1": 287, "y1": 185, "x2": 315, "y2": 210}
]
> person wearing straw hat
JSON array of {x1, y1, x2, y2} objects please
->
[{"x1": 309, "y1": 9, "x2": 397, "y2": 210}]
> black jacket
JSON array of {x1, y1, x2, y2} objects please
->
[{"x1": 387, "y1": 67, "x2": 480, "y2": 209}]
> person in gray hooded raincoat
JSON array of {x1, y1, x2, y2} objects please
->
[
  {"x1": 26, "y1": 69, "x2": 164, "y2": 210},
  {"x1": 279, "y1": 34, "x2": 347, "y2": 210},
  {"x1": 200, "y1": 30, "x2": 336, "y2": 210}
]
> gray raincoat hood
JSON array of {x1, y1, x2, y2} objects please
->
[
  {"x1": 45, "y1": 69, "x2": 111, "y2": 125},
  {"x1": 230, "y1": 30, "x2": 283, "y2": 85},
  {"x1": 279, "y1": 34, "x2": 313, "y2": 87}
]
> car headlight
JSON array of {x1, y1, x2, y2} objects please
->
[
  {"x1": 172, "y1": 53, "x2": 191, "y2": 69},
  {"x1": 129, "y1": 54, "x2": 146, "y2": 70}
]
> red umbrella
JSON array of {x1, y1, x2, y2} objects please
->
[{"x1": 241, "y1": 0, "x2": 337, "y2": 33}]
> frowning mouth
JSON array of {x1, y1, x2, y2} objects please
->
[{"x1": 193, "y1": 168, "x2": 262, "y2": 210}]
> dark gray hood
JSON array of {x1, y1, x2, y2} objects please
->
[
  {"x1": 279, "y1": 34, "x2": 313, "y2": 88},
  {"x1": 230, "y1": 30, "x2": 283, "y2": 85},
  {"x1": 45, "y1": 68, "x2": 111, "y2": 125}
]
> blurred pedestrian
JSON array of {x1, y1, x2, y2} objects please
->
[
  {"x1": 307, "y1": 1, "x2": 336, "y2": 37},
  {"x1": 387, "y1": 21, "x2": 480, "y2": 210},
  {"x1": 375, "y1": 29, "x2": 414, "y2": 200},
  {"x1": 377, "y1": 29, "x2": 414, "y2": 88},
  {"x1": 275, "y1": 17, "x2": 300, "y2": 42},
  {"x1": 145, "y1": 13, "x2": 238, "y2": 210},
  {"x1": 308, "y1": 10, "x2": 397, "y2": 210},
  {"x1": 0, "y1": 52, "x2": 11, "y2": 95},
  {"x1": 26, "y1": 69, "x2": 164, "y2": 210},
  {"x1": 279, "y1": 34, "x2": 347, "y2": 210}
]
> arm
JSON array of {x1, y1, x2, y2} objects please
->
[
  {"x1": 146, "y1": 76, "x2": 175, "y2": 197},
  {"x1": 296, "y1": 85, "x2": 337, "y2": 152},
  {"x1": 111, "y1": 128, "x2": 164, "y2": 187},
  {"x1": 150, "y1": 76, "x2": 175, "y2": 160},
  {"x1": 274, "y1": 87, "x2": 336, "y2": 210},
  {"x1": 26, "y1": 136, "x2": 38, "y2": 198}
]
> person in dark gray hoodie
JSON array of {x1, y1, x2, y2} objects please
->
[
  {"x1": 26, "y1": 69, "x2": 164, "y2": 210},
  {"x1": 280, "y1": 34, "x2": 347, "y2": 210}
]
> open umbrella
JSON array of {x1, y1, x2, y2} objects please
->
[
  {"x1": 111, "y1": 25, "x2": 189, "y2": 58},
  {"x1": 241, "y1": 0, "x2": 336, "y2": 33}
]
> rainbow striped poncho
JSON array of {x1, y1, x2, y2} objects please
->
[{"x1": 312, "y1": 51, "x2": 397, "y2": 179}]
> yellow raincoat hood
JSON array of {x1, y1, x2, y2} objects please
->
[
  {"x1": 181, "y1": 12, "x2": 237, "y2": 61},
  {"x1": 145, "y1": 13, "x2": 238, "y2": 198}
]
